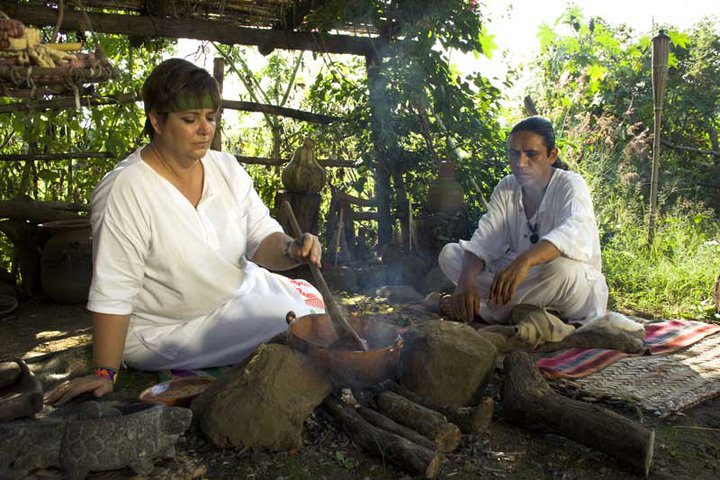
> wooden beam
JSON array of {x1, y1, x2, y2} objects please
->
[
  {"x1": 0, "y1": 153, "x2": 114, "y2": 162},
  {"x1": 235, "y1": 155, "x2": 358, "y2": 168},
  {"x1": 0, "y1": 93, "x2": 139, "y2": 114},
  {"x1": 258, "y1": 0, "x2": 329, "y2": 55},
  {"x1": 0, "y1": 152, "x2": 359, "y2": 168},
  {"x1": 0, "y1": 94, "x2": 341, "y2": 125},
  {"x1": 222, "y1": 100, "x2": 340, "y2": 124},
  {"x1": 2, "y1": 3, "x2": 380, "y2": 57}
]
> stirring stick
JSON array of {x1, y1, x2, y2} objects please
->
[{"x1": 283, "y1": 201, "x2": 369, "y2": 352}]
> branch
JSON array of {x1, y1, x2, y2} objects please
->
[{"x1": 661, "y1": 139, "x2": 720, "y2": 157}]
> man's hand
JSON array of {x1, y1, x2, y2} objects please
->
[
  {"x1": 452, "y1": 279, "x2": 481, "y2": 323},
  {"x1": 44, "y1": 374, "x2": 113, "y2": 406},
  {"x1": 287, "y1": 232, "x2": 322, "y2": 268},
  {"x1": 489, "y1": 256, "x2": 532, "y2": 306},
  {"x1": 489, "y1": 240, "x2": 562, "y2": 306}
]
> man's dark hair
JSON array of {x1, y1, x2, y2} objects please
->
[
  {"x1": 141, "y1": 58, "x2": 221, "y2": 139},
  {"x1": 510, "y1": 116, "x2": 569, "y2": 170}
]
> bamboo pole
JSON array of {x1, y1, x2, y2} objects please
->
[
  {"x1": 648, "y1": 30, "x2": 670, "y2": 244},
  {"x1": 212, "y1": 57, "x2": 225, "y2": 151}
]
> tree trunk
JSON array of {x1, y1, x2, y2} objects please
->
[
  {"x1": 502, "y1": 351, "x2": 654, "y2": 476},
  {"x1": 366, "y1": 51, "x2": 394, "y2": 247}
]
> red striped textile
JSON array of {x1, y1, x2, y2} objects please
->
[{"x1": 537, "y1": 320, "x2": 720, "y2": 379}]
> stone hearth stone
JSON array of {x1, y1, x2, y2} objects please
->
[
  {"x1": 0, "y1": 360, "x2": 43, "y2": 422},
  {"x1": 0, "y1": 401, "x2": 192, "y2": 480},
  {"x1": 375, "y1": 285, "x2": 424, "y2": 304},
  {"x1": 399, "y1": 320, "x2": 498, "y2": 407},
  {"x1": 192, "y1": 343, "x2": 332, "y2": 450}
]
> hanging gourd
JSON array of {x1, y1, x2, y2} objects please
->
[{"x1": 281, "y1": 137, "x2": 326, "y2": 194}]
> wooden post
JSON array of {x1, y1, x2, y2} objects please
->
[
  {"x1": 212, "y1": 57, "x2": 225, "y2": 151},
  {"x1": 365, "y1": 48, "x2": 394, "y2": 247},
  {"x1": 648, "y1": 30, "x2": 670, "y2": 244}
]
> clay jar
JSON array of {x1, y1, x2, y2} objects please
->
[
  {"x1": 428, "y1": 161, "x2": 464, "y2": 214},
  {"x1": 39, "y1": 219, "x2": 92, "y2": 304},
  {"x1": 281, "y1": 137, "x2": 326, "y2": 193}
]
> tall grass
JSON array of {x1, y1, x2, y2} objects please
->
[
  {"x1": 602, "y1": 213, "x2": 720, "y2": 320},
  {"x1": 570, "y1": 129, "x2": 720, "y2": 322}
]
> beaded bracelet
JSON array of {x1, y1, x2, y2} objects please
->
[{"x1": 93, "y1": 366, "x2": 118, "y2": 384}]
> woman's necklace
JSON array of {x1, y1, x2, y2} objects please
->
[{"x1": 151, "y1": 143, "x2": 183, "y2": 184}]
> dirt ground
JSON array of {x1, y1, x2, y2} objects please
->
[{"x1": 2, "y1": 296, "x2": 719, "y2": 480}]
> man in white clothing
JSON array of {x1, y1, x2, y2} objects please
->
[{"x1": 438, "y1": 117, "x2": 608, "y2": 325}]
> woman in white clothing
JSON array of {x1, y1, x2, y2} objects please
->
[
  {"x1": 46, "y1": 58, "x2": 325, "y2": 405},
  {"x1": 438, "y1": 117, "x2": 608, "y2": 324}
]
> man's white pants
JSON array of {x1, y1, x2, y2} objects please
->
[{"x1": 438, "y1": 243, "x2": 608, "y2": 324}]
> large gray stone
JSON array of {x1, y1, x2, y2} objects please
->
[
  {"x1": 192, "y1": 343, "x2": 332, "y2": 450},
  {"x1": 399, "y1": 320, "x2": 497, "y2": 407}
]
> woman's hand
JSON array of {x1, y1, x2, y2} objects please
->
[
  {"x1": 287, "y1": 232, "x2": 322, "y2": 268},
  {"x1": 44, "y1": 374, "x2": 113, "y2": 406}
]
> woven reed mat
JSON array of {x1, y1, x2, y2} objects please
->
[{"x1": 554, "y1": 332, "x2": 720, "y2": 418}]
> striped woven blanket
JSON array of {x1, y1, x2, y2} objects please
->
[{"x1": 537, "y1": 320, "x2": 720, "y2": 379}]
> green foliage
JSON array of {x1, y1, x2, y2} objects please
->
[
  {"x1": 0, "y1": 32, "x2": 173, "y2": 204},
  {"x1": 525, "y1": 7, "x2": 720, "y2": 319},
  {"x1": 303, "y1": 0, "x2": 507, "y2": 223},
  {"x1": 334, "y1": 450, "x2": 358, "y2": 470}
]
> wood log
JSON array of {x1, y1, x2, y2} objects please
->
[
  {"x1": 502, "y1": 351, "x2": 654, "y2": 476},
  {"x1": 322, "y1": 396, "x2": 444, "y2": 479},
  {"x1": 356, "y1": 406, "x2": 436, "y2": 451},
  {"x1": 376, "y1": 391, "x2": 461, "y2": 453},
  {"x1": 395, "y1": 386, "x2": 494, "y2": 436}
]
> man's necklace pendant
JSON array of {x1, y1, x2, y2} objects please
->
[{"x1": 528, "y1": 222, "x2": 539, "y2": 244}]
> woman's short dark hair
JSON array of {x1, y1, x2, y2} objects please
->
[
  {"x1": 141, "y1": 58, "x2": 221, "y2": 139},
  {"x1": 509, "y1": 116, "x2": 569, "y2": 170}
]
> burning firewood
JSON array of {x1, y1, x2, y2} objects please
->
[
  {"x1": 322, "y1": 395, "x2": 444, "y2": 479},
  {"x1": 393, "y1": 385, "x2": 494, "y2": 436},
  {"x1": 375, "y1": 391, "x2": 461, "y2": 453}
]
